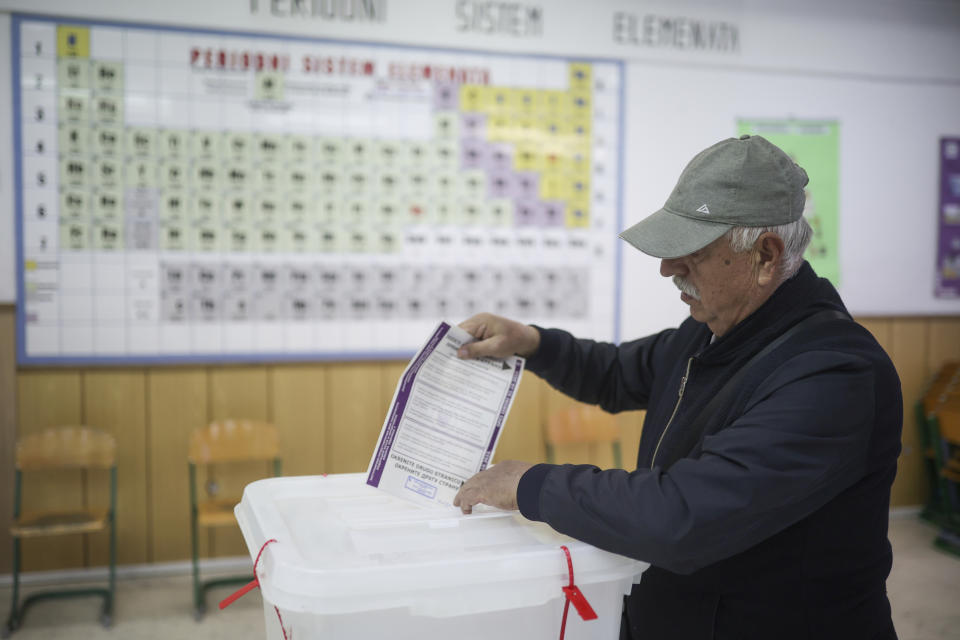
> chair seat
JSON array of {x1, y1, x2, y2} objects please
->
[
  {"x1": 197, "y1": 499, "x2": 241, "y2": 527},
  {"x1": 12, "y1": 508, "x2": 110, "y2": 538}
]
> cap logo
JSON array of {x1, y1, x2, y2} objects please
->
[{"x1": 696, "y1": 204, "x2": 711, "y2": 215}]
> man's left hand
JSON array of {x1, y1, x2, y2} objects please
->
[{"x1": 454, "y1": 460, "x2": 534, "y2": 514}]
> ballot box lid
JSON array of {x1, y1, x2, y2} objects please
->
[{"x1": 235, "y1": 473, "x2": 645, "y2": 616}]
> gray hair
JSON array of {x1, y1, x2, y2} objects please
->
[{"x1": 725, "y1": 217, "x2": 813, "y2": 280}]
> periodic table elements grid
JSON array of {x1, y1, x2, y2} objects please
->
[{"x1": 14, "y1": 15, "x2": 623, "y2": 363}]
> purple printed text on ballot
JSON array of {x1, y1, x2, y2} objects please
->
[
  {"x1": 480, "y1": 358, "x2": 524, "y2": 470},
  {"x1": 367, "y1": 322, "x2": 451, "y2": 487}
]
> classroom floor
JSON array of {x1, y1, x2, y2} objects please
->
[{"x1": 0, "y1": 516, "x2": 957, "y2": 640}]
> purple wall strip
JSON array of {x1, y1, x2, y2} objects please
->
[
  {"x1": 936, "y1": 137, "x2": 960, "y2": 298},
  {"x1": 366, "y1": 322, "x2": 451, "y2": 487}
]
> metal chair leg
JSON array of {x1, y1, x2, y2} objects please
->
[
  {"x1": 102, "y1": 469, "x2": 116, "y2": 628},
  {"x1": 189, "y1": 463, "x2": 205, "y2": 619},
  {"x1": 4, "y1": 537, "x2": 21, "y2": 637}
]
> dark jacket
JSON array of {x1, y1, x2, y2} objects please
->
[{"x1": 517, "y1": 262, "x2": 902, "y2": 639}]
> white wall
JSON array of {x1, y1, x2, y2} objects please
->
[
  {"x1": 1, "y1": 0, "x2": 958, "y2": 339},
  {"x1": 621, "y1": 62, "x2": 960, "y2": 336}
]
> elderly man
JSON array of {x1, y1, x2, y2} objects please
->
[{"x1": 454, "y1": 136, "x2": 902, "y2": 640}]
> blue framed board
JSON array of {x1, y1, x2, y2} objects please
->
[{"x1": 13, "y1": 13, "x2": 623, "y2": 364}]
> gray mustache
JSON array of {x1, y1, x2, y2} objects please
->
[{"x1": 673, "y1": 276, "x2": 701, "y2": 301}]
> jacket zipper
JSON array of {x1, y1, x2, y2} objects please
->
[{"x1": 650, "y1": 357, "x2": 694, "y2": 469}]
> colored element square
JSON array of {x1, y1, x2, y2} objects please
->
[
  {"x1": 566, "y1": 197, "x2": 591, "y2": 228},
  {"x1": 60, "y1": 190, "x2": 89, "y2": 221},
  {"x1": 569, "y1": 63, "x2": 592, "y2": 91},
  {"x1": 126, "y1": 128, "x2": 156, "y2": 157},
  {"x1": 60, "y1": 156, "x2": 89, "y2": 188},
  {"x1": 94, "y1": 126, "x2": 122, "y2": 156},
  {"x1": 57, "y1": 25, "x2": 90, "y2": 58},
  {"x1": 255, "y1": 72, "x2": 285, "y2": 101},
  {"x1": 57, "y1": 58, "x2": 90, "y2": 89},
  {"x1": 93, "y1": 221, "x2": 124, "y2": 250},
  {"x1": 58, "y1": 123, "x2": 88, "y2": 155},
  {"x1": 60, "y1": 220, "x2": 88, "y2": 249},
  {"x1": 93, "y1": 61, "x2": 123, "y2": 93},
  {"x1": 434, "y1": 83, "x2": 459, "y2": 110},
  {"x1": 93, "y1": 95, "x2": 123, "y2": 124},
  {"x1": 435, "y1": 112, "x2": 460, "y2": 139},
  {"x1": 459, "y1": 85, "x2": 485, "y2": 112},
  {"x1": 93, "y1": 158, "x2": 121, "y2": 187},
  {"x1": 59, "y1": 92, "x2": 89, "y2": 122},
  {"x1": 96, "y1": 189, "x2": 124, "y2": 220},
  {"x1": 158, "y1": 130, "x2": 187, "y2": 157},
  {"x1": 224, "y1": 132, "x2": 253, "y2": 162},
  {"x1": 286, "y1": 135, "x2": 312, "y2": 163},
  {"x1": 192, "y1": 131, "x2": 219, "y2": 158}
]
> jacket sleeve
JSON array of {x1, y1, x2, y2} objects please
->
[
  {"x1": 526, "y1": 326, "x2": 677, "y2": 413},
  {"x1": 517, "y1": 349, "x2": 878, "y2": 575}
]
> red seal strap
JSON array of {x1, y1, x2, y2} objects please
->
[
  {"x1": 562, "y1": 584, "x2": 598, "y2": 621},
  {"x1": 218, "y1": 538, "x2": 290, "y2": 640},
  {"x1": 558, "y1": 544, "x2": 597, "y2": 640}
]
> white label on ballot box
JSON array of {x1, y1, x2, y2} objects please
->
[{"x1": 366, "y1": 321, "x2": 524, "y2": 507}]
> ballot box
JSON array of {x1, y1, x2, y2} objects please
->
[{"x1": 234, "y1": 473, "x2": 646, "y2": 640}]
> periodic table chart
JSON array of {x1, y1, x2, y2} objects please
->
[{"x1": 13, "y1": 14, "x2": 623, "y2": 363}]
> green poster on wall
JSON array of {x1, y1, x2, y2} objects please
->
[{"x1": 737, "y1": 120, "x2": 840, "y2": 286}]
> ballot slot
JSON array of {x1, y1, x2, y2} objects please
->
[{"x1": 273, "y1": 484, "x2": 536, "y2": 560}]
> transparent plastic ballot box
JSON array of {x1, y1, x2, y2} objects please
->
[{"x1": 234, "y1": 473, "x2": 647, "y2": 640}]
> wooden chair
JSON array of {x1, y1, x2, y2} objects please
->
[
  {"x1": 933, "y1": 400, "x2": 960, "y2": 496},
  {"x1": 545, "y1": 404, "x2": 622, "y2": 468},
  {"x1": 917, "y1": 362, "x2": 960, "y2": 525},
  {"x1": 926, "y1": 396, "x2": 960, "y2": 557},
  {"x1": 188, "y1": 419, "x2": 281, "y2": 619},
  {"x1": 5, "y1": 427, "x2": 117, "y2": 636}
]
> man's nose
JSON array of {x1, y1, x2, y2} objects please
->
[{"x1": 660, "y1": 258, "x2": 687, "y2": 277}]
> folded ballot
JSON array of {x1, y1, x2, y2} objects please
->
[{"x1": 366, "y1": 321, "x2": 525, "y2": 508}]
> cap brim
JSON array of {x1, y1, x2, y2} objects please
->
[{"x1": 618, "y1": 208, "x2": 732, "y2": 259}]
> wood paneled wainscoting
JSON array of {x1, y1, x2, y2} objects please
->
[{"x1": 1, "y1": 306, "x2": 958, "y2": 573}]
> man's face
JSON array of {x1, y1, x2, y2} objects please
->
[{"x1": 659, "y1": 236, "x2": 761, "y2": 337}]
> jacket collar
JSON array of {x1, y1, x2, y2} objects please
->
[{"x1": 693, "y1": 262, "x2": 847, "y2": 364}]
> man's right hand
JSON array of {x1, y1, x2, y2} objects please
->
[{"x1": 457, "y1": 313, "x2": 541, "y2": 360}]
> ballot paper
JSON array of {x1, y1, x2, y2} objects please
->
[{"x1": 366, "y1": 321, "x2": 525, "y2": 507}]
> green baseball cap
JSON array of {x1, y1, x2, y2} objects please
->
[{"x1": 619, "y1": 135, "x2": 809, "y2": 259}]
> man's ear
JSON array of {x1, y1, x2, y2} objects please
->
[{"x1": 754, "y1": 232, "x2": 785, "y2": 286}]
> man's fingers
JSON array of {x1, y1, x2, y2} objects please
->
[
  {"x1": 459, "y1": 334, "x2": 508, "y2": 360},
  {"x1": 453, "y1": 482, "x2": 470, "y2": 506},
  {"x1": 457, "y1": 316, "x2": 491, "y2": 359},
  {"x1": 472, "y1": 322, "x2": 488, "y2": 339},
  {"x1": 454, "y1": 486, "x2": 478, "y2": 514},
  {"x1": 459, "y1": 500, "x2": 473, "y2": 514},
  {"x1": 455, "y1": 474, "x2": 489, "y2": 514},
  {"x1": 457, "y1": 314, "x2": 490, "y2": 337}
]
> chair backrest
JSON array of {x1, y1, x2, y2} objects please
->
[
  {"x1": 545, "y1": 405, "x2": 620, "y2": 446},
  {"x1": 934, "y1": 362, "x2": 959, "y2": 381},
  {"x1": 16, "y1": 426, "x2": 116, "y2": 470},
  {"x1": 922, "y1": 362, "x2": 960, "y2": 415},
  {"x1": 937, "y1": 399, "x2": 960, "y2": 444},
  {"x1": 544, "y1": 405, "x2": 622, "y2": 468},
  {"x1": 188, "y1": 419, "x2": 280, "y2": 464}
]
